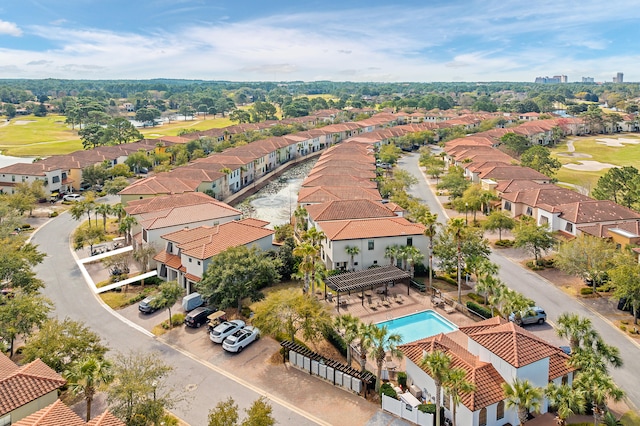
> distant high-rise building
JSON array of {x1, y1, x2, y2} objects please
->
[
  {"x1": 535, "y1": 75, "x2": 567, "y2": 84},
  {"x1": 582, "y1": 77, "x2": 594, "y2": 83},
  {"x1": 613, "y1": 72, "x2": 624, "y2": 83}
]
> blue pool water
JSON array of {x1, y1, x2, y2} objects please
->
[{"x1": 376, "y1": 310, "x2": 458, "y2": 343}]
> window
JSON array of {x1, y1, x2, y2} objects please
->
[
  {"x1": 479, "y1": 408, "x2": 487, "y2": 426},
  {"x1": 188, "y1": 258, "x2": 192, "y2": 263},
  {"x1": 368, "y1": 240, "x2": 374, "y2": 250},
  {"x1": 540, "y1": 216, "x2": 548, "y2": 225},
  {"x1": 562, "y1": 375, "x2": 568, "y2": 386},
  {"x1": 496, "y1": 401, "x2": 505, "y2": 420},
  {"x1": 526, "y1": 206, "x2": 533, "y2": 216},
  {"x1": 565, "y1": 223, "x2": 573, "y2": 233},
  {"x1": 504, "y1": 201, "x2": 511, "y2": 211},
  {"x1": 407, "y1": 237, "x2": 413, "y2": 246},
  {"x1": 167, "y1": 242, "x2": 173, "y2": 252},
  {"x1": 142, "y1": 229, "x2": 148, "y2": 242},
  {"x1": 52, "y1": 175, "x2": 60, "y2": 183},
  {"x1": 197, "y1": 261, "x2": 201, "y2": 265}
]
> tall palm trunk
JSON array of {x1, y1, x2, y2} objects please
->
[
  {"x1": 428, "y1": 237, "x2": 434, "y2": 290},
  {"x1": 435, "y1": 382, "x2": 442, "y2": 426},
  {"x1": 457, "y1": 240, "x2": 462, "y2": 303}
]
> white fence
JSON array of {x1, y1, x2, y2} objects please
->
[
  {"x1": 382, "y1": 394, "x2": 434, "y2": 425},
  {"x1": 288, "y1": 350, "x2": 363, "y2": 394}
]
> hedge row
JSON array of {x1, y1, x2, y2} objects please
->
[{"x1": 466, "y1": 301, "x2": 492, "y2": 318}]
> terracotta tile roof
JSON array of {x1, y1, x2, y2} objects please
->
[
  {"x1": 184, "y1": 273, "x2": 202, "y2": 283},
  {"x1": 125, "y1": 192, "x2": 233, "y2": 215},
  {"x1": 494, "y1": 180, "x2": 554, "y2": 195},
  {"x1": 460, "y1": 319, "x2": 567, "y2": 370},
  {"x1": 302, "y1": 174, "x2": 376, "y2": 189},
  {"x1": 501, "y1": 186, "x2": 591, "y2": 209},
  {"x1": 152, "y1": 251, "x2": 182, "y2": 269},
  {"x1": 577, "y1": 220, "x2": 640, "y2": 238},
  {"x1": 305, "y1": 200, "x2": 397, "y2": 222},
  {"x1": 307, "y1": 166, "x2": 377, "y2": 180},
  {"x1": 0, "y1": 356, "x2": 66, "y2": 416},
  {"x1": 12, "y1": 399, "x2": 86, "y2": 426},
  {"x1": 86, "y1": 410, "x2": 125, "y2": 426},
  {"x1": 399, "y1": 333, "x2": 506, "y2": 411},
  {"x1": 118, "y1": 174, "x2": 200, "y2": 196},
  {"x1": 237, "y1": 218, "x2": 270, "y2": 228},
  {"x1": 318, "y1": 217, "x2": 425, "y2": 241},
  {"x1": 477, "y1": 165, "x2": 550, "y2": 181},
  {"x1": 136, "y1": 203, "x2": 240, "y2": 230},
  {"x1": 554, "y1": 200, "x2": 640, "y2": 224},
  {"x1": 160, "y1": 221, "x2": 274, "y2": 260},
  {"x1": 297, "y1": 186, "x2": 381, "y2": 204}
]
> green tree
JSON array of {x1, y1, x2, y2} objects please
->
[
  {"x1": 556, "y1": 313, "x2": 598, "y2": 353},
  {"x1": 299, "y1": 227, "x2": 325, "y2": 295},
  {"x1": 443, "y1": 367, "x2": 476, "y2": 426},
  {"x1": 198, "y1": 245, "x2": 280, "y2": 311},
  {"x1": 513, "y1": 217, "x2": 555, "y2": 266},
  {"x1": 554, "y1": 235, "x2": 616, "y2": 292},
  {"x1": 363, "y1": 324, "x2": 403, "y2": 393},
  {"x1": 436, "y1": 166, "x2": 469, "y2": 199},
  {"x1": 500, "y1": 132, "x2": 530, "y2": 156},
  {"x1": 208, "y1": 396, "x2": 276, "y2": 426},
  {"x1": 520, "y1": 145, "x2": 562, "y2": 178},
  {"x1": 334, "y1": 314, "x2": 361, "y2": 367},
  {"x1": 229, "y1": 109, "x2": 251, "y2": 124},
  {"x1": 483, "y1": 210, "x2": 515, "y2": 241},
  {"x1": 73, "y1": 225, "x2": 105, "y2": 253},
  {"x1": 0, "y1": 239, "x2": 45, "y2": 294},
  {"x1": 152, "y1": 281, "x2": 183, "y2": 329},
  {"x1": 79, "y1": 123, "x2": 107, "y2": 149},
  {"x1": 378, "y1": 143, "x2": 402, "y2": 165},
  {"x1": 208, "y1": 397, "x2": 239, "y2": 426},
  {"x1": 64, "y1": 356, "x2": 114, "y2": 421},
  {"x1": 134, "y1": 107, "x2": 161, "y2": 126},
  {"x1": 0, "y1": 292, "x2": 52, "y2": 356},
  {"x1": 82, "y1": 163, "x2": 110, "y2": 187},
  {"x1": 293, "y1": 242, "x2": 316, "y2": 293},
  {"x1": 420, "y1": 350, "x2": 451, "y2": 426},
  {"x1": 610, "y1": 253, "x2": 640, "y2": 325},
  {"x1": 106, "y1": 117, "x2": 143, "y2": 144},
  {"x1": 125, "y1": 150, "x2": 153, "y2": 174},
  {"x1": 545, "y1": 382, "x2": 585, "y2": 426},
  {"x1": 119, "y1": 215, "x2": 137, "y2": 246},
  {"x1": 107, "y1": 351, "x2": 178, "y2": 426},
  {"x1": 591, "y1": 166, "x2": 640, "y2": 209},
  {"x1": 104, "y1": 176, "x2": 131, "y2": 195},
  {"x1": 418, "y1": 211, "x2": 439, "y2": 290},
  {"x1": 22, "y1": 317, "x2": 108, "y2": 373},
  {"x1": 94, "y1": 203, "x2": 112, "y2": 231},
  {"x1": 574, "y1": 368, "x2": 624, "y2": 426},
  {"x1": 502, "y1": 378, "x2": 543, "y2": 425},
  {"x1": 252, "y1": 288, "x2": 332, "y2": 343}
]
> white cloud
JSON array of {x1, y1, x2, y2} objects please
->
[{"x1": 0, "y1": 19, "x2": 22, "y2": 36}]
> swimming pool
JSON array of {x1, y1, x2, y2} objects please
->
[{"x1": 376, "y1": 310, "x2": 458, "y2": 343}]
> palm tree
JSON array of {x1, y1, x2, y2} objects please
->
[
  {"x1": 293, "y1": 242, "x2": 316, "y2": 293},
  {"x1": 402, "y1": 246, "x2": 424, "y2": 278},
  {"x1": 94, "y1": 203, "x2": 112, "y2": 231},
  {"x1": 64, "y1": 356, "x2": 114, "y2": 421},
  {"x1": 133, "y1": 243, "x2": 158, "y2": 285},
  {"x1": 420, "y1": 211, "x2": 439, "y2": 290},
  {"x1": 357, "y1": 322, "x2": 373, "y2": 374},
  {"x1": 420, "y1": 350, "x2": 452, "y2": 426},
  {"x1": 302, "y1": 227, "x2": 326, "y2": 295},
  {"x1": 82, "y1": 197, "x2": 96, "y2": 227},
  {"x1": 474, "y1": 263, "x2": 500, "y2": 306},
  {"x1": 111, "y1": 202, "x2": 126, "y2": 223},
  {"x1": 334, "y1": 314, "x2": 361, "y2": 367},
  {"x1": 502, "y1": 378, "x2": 543, "y2": 425},
  {"x1": 574, "y1": 368, "x2": 625, "y2": 426},
  {"x1": 344, "y1": 245, "x2": 360, "y2": 271},
  {"x1": 384, "y1": 244, "x2": 401, "y2": 267},
  {"x1": 69, "y1": 201, "x2": 87, "y2": 224},
  {"x1": 293, "y1": 205, "x2": 308, "y2": 232},
  {"x1": 556, "y1": 313, "x2": 598, "y2": 353},
  {"x1": 443, "y1": 367, "x2": 476, "y2": 426},
  {"x1": 364, "y1": 324, "x2": 403, "y2": 393},
  {"x1": 502, "y1": 290, "x2": 535, "y2": 323},
  {"x1": 448, "y1": 218, "x2": 466, "y2": 303},
  {"x1": 118, "y1": 215, "x2": 137, "y2": 246},
  {"x1": 545, "y1": 383, "x2": 586, "y2": 426},
  {"x1": 153, "y1": 281, "x2": 184, "y2": 329}
]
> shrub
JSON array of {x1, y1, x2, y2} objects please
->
[
  {"x1": 21, "y1": 223, "x2": 32, "y2": 229},
  {"x1": 380, "y1": 383, "x2": 397, "y2": 399},
  {"x1": 397, "y1": 371, "x2": 407, "y2": 389},
  {"x1": 596, "y1": 283, "x2": 614, "y2": 293},
  {"x1": 438, "y1": 274, "x2": 458, "y2": 286},
  {"x1": 542, "y1": 258, "x2": 555, "y2": 268},
  {"x1": 323, "y1": 327, "x2": 348, "y2": 358},
  {"x1": 161, "y1": 313, "x2": 186, "y2": 329},
  {"x1": 468, "y1": 293, "x2": 486, "y2": 304},
  {"x1": 621, "y1": 320, "x2": 629, "y2": 325},
  {"x1": 494, "y1": 239, "x2": 514, "y2": 248},
  {"x1": 418, "y1": 403, "x2": 436, "y2": 414},
  {"x1": 127, "y1": 293, "x2": 147, "y2": 305},
  {"x1": 526, "y1": 261, "x2": 545, "y2": 270},
  {"x1": 619, "y1": 325, "x2": 627, "y2": 332},
  {"x1": 49, "y1": 211, "x2": 58, "y2": 218},
  {"x1": 580, "y1": 287, "x2": 594, "y2": 296},
  {"x1": 467, "y1": 301, "x2": 492, "y2": 319}
]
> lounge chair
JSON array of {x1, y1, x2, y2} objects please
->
[{"x1": 395, "y1": 294, "x2": 404, "y2": 304}]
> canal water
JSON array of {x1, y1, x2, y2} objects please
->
[
  {"x1": 0, "y1": 153, "x2": 36, "y2": 168},
  {"x1": 245, "y1": 159, "x2": 318, "y2": 227}
]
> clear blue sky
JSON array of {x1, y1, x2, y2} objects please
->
[{"x1": 0, "y1": 0, "x2": 636, "y2": 82}]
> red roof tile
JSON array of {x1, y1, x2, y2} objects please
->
[
  {"x1": 12, "y1": 399, "x2": 85, "y2": 426},
  {"x1": 318, "y1": 217, "x2": 425, "y2": 241}
]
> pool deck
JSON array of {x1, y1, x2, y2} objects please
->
[{"x1": 320, "y1": 285, "x2": 478, "y2": 372}]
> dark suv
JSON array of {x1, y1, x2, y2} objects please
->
[{"x1": 184, "y1": 307, "x2": 214, "y2": 328}]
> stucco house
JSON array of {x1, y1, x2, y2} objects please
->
[
  {"x1": 399, "y1": 317, "x2": 574, "y2": 426},
  {"x1": 0, "y1": 354, "x2": 66, "y2": 425},
  {"x1": 153, "y1": 218, "x2": 275, "y2": 293},
  {"x1": 12, "y1": 399, "x2": 124, "y2": 426}
]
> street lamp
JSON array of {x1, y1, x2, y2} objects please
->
[{"x1": 465, "y1": 202, "x2": 469, "y2": 225}]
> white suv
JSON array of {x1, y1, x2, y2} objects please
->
[
  {"x1": 63, "y1": 193, "x2": 85, "y2": 202},
  {"x1": 509, "y1": 307, "x2": 547, "y2": 325}
]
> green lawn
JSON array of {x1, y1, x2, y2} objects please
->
[
  {"x1": 551, "y1": 134, "x2": 640, "y2": 188},
  {"x1": 0, "y1": 114, "x2": 236, "y2": 157}
]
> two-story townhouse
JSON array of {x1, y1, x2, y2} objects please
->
[
  {"x1": 316, "y1": 216, "x2": 427, "y2": 271},
  {"x1": 166, "y1": 168, "x2": 227, "y2": 200},
  {"x1": 304, "y1": 199, "x2": 399, "y2": 233},
  {"x1": 124, "y1": 192, "x2": 241, "y2": 249},
  {"x1": 399, "y1": 317, "x2": 574, "y2": 426},
  {"x1": 117, "y1": 174, "x2": 202, "y2": 205},
  {"x1": 543, "y1": 199, "x2": 640, "y2": 237},
  {"x1": 153, "y1": 219, "x2": 275, "y2": 293},
  {"x1": 0, "y1": 162, "x2": 70, "y2": 195},
  {"x1": 500, "y1": 184, "x2": 591, "y2": 224}
]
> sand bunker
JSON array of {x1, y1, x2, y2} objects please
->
[
  {"x1": 13, "y1": 120, "x2": 36, "y2": 125},
  {"x1": 595, "y1": 137, "x2": 640, "y2": 147},
  {"x1": 557, "y1": 152, "x2": 592, "y2": 158},
  {"x1": 563, "y1": 160, "x2": 618, "y2": 171}
]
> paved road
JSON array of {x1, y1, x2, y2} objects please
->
[
  {"x1": 31, "y1": 212, "x2": 319, "y2": 426},
  {"x1": 399, "y1": 152, "x2": 640, "y2": 410}
]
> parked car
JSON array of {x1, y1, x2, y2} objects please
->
[
  {"x1": 209, "y1": 319, "x2": 245, "y2": 343},
  {"x1": 63, "y1": 193, "x2": 85, "y2": 202},
  {"x1": 184, "y1": 307, "x2": 214, "y2": 328},
  {"x1": 138, "y1": 296, "x2": 158, "y2": 314},
  {"x1": 509, "y1": 306, "x2": 547, "y2": 325},
  {"x1": 222, "y1": 326, "x2": 260, "y2": 353}
]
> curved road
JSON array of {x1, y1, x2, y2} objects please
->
[
  {"x1": 399, "y1": 152, "x2": 640, "y2": 410},
  {"x1": 31, "y1": 212, "x2": 319, "y2": 426}
]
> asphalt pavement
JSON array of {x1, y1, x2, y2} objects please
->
[{"x1": 398, "y1": 152, "x2": 640, "y2": 410}]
